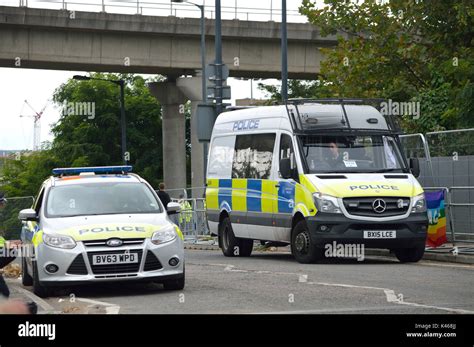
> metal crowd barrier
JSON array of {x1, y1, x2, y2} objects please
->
[{"x1": 169, "y1": 198, "x2": 211, "y2": 243}]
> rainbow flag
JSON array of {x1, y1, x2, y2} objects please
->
[{"x1": 425, "y1": 190, "x2": 447, "y2": 247}]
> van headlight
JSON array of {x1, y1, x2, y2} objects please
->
[
  {"x1": 411, "y1": 193, "x2": 427, "y2": 213},
  {"x1": 43, "y1": 233, "x2": 76, "y2": 249},
  {"x1": 151, "y1": 226, "x2": 177, "y2": 245},
  {"x1": 313, "y1": 192, "x2": 342, "y2": 214}
]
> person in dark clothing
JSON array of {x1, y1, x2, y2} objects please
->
[{"x1": 157, "y1": 182, "x2": 171, "y2": 209}]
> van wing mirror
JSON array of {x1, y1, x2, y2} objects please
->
[
  {"x1": 166, "y1": 202, "x2": 181, "y2": 215},
  {"x1": 279, "y1": 158, "x2": 292, "y2": 179},
  {"x1": 18, "y1": 208, "x2": 38, "y2": 221},
  {"x1": 410, "y1": 158, "x2": 420, "y2": 178}
]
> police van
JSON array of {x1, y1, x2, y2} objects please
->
[
  {"x1": 205, "y1": 99, "x2": 428, "y2": 263},
  {"x1": 19, "y1": 166, "x2": 185, "y2": 297}
]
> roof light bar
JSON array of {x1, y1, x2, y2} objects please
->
[{"x1": 52, "y1": 166, "x2": 133, "y2": 176}]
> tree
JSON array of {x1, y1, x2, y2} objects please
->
[
  {"x1": 262, "y1": 0, "x2": 473, "y2": 133},
  {"x1": 52, "y1": 73, "x2": 165, "y2": 187}
]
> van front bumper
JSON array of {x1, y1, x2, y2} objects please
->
[{"x1": 307, "y1": 212, "x2": 428, "y2": 249}]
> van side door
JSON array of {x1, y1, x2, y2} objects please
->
[{"x1": 274, "y1": 133, "x2": 298, "y2": 242}]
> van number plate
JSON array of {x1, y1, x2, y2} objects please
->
[
  {"x1": 363, "y1": 230, "x2": 396, "y2": 239},
  {"x1": 92, "y1": 253, "x2": 138, "y2": 265}
]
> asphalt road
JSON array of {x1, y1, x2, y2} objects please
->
[{"x1": 7, "y1": 249, "x2": 474, "y2": 314}]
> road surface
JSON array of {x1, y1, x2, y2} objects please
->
[{"x1": 7, "y1": 249, "x2": 474, "y2": 314}]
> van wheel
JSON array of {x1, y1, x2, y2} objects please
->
[
  {"x1": 21, "y1": 256, "x2": 33, "y2": 286},
  {"x1": 219, "y1": 217, "x2": 253, "y2": 257},
  {"x1": 394, "y1": 245, "x2": 425, "y2": 263},
  {"x1": 32, "y1": 262, "x2": 53, "y2": 298},
  {"x1": 291, "y1": 220, "x2": 323, "y2": 264},
  {"x1": 239, "y1": 239, "x2": 254, "y2": 257}
]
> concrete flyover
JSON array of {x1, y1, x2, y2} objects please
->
[
  {"x1": 0, "y1": 6, "x2": 337, "y2": 78},
  {"x1": 0, "y1": 6, "x2": 338, "y2": 190}
]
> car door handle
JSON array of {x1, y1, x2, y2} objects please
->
[{"x1": 275, "y1": 184, "x2": 280, "y2": 188}]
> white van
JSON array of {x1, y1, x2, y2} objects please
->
[{"x1": 205, "y1": 99, "x2": 428, "y2": 263}]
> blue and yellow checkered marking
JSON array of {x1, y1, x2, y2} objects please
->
[{"x1": 206, "y1": 178, "x2": 317, "y2": 217}]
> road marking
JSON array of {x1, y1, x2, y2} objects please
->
[
  {"x1": 298, "y1": 274, "x2": 308, "y2": 283},
  {"x1": 199, "y1": 262, "x2": 474, "y2": 314},
  {"x1": 76, "y1": 297, "x2": 121, "y2": 314}
]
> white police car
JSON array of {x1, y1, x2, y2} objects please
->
[{"x1": 19, "y1": 166, "x2": 185, "y2": 297}]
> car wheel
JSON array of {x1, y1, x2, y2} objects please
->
[
  {"x1": 21, "y1": 256, "x2": 33, "y2": 286},
  {"x1": 394, "y1": 244, "x2": 425, "y2": 263},
  {"x1": 163, "y1": 267, "x2": 185, "y2": 290},
  {"x1": 32, "y1": 262, "x2": 53, "y2": 298},
  {"x1": 291, "y1": 220, "x2": 323, "y2": 264}
]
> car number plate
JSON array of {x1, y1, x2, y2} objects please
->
[
  {"x1": 363, "y1": 230, "x2": 396, "y2": 239},
  {"x1": 92, "y1": 253, "x2": 138, "y2": 265}
]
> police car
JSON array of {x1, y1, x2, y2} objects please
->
[{"x1": 19, "y1": 166, "x2": 185, "y2": 297}]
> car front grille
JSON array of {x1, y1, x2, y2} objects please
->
[
  {"x1": 143, "y1": 251, "x2": 163, "y2": 271},
  {"x1": 66, "y1": 254, "x2": 88, "y2": 275},
  {"x1": 83, "y1": 238, "x2": 145, "y2": 247},
  {"x1": 343, "y1": 197, "x2": 410, "y2": 217}
]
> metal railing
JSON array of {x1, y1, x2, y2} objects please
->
[
  {"x1": 0, "y1": 196, "x2": 34, "y2": 240},
  {"x1": 6, "y1": 0, "x2": 307, "y2": 22},
  {"x1": 169, "y1": 198, "x2": 211, "y2": 243}
]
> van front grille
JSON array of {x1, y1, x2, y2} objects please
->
[{"x1": 343, "y1": 197, "x2": 410, "y2": 217}]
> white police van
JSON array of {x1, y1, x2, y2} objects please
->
[
  {"x1": 19, "y1": 166, "x2": 185, "y2": 297},
  {"x1": 205, "y1": 99, "x2": 428, "y2": 263}
]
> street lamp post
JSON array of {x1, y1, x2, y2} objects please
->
[
  {"x1": 281, "y1": 0, "x2": 288, "y2": 102},
  {"x1": 73, "y1": 75, "x2": 128, "y2": 165},
  {"x1": 171, "y1": 0, "x2": 206, "y2": 102}
]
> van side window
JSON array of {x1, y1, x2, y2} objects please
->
[
  {"x1": 280, "y1": 134, "x2": 297, "y2": 180},
  {"x1": 232, "y1": 133, "x2": 276, "y2": 179},
  {"x1": 207, "y1": 136, "x2": 236, "y2": 178}
]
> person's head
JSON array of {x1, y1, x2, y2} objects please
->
[
  {"x1": 159, "y1": 182, "x2": 165, "y2": 191},
  {"x1": 328, "y1": 142, "x2": 339, "y2": 158},
  {"x1": 179, "y1": 194, "x2": 184, "y2": 199}
]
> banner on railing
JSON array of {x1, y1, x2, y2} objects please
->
[{"x1": 425, "y1": 190, "x2": 447, "y2": 247}]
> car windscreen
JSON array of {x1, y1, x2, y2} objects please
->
[
  {"x1": 299, "y1": 134, "x2": 408, "y2": 174},
  {"x1": 45, "y1": 182, "x2": 162, "y2": 217}
]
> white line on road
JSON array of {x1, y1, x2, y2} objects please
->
[{"x1": 199, "y1": 262, "x2": 474, "y2": 314}]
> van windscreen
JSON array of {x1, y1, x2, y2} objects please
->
[{"x1": 299, "y1": 134, "x2": 408, "y2": 174}]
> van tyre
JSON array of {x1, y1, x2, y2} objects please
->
[
  {"x1": 394, "y1": 245, "x2": 425, "y2": 263},
  {"x1": 32, "y1": 262, "x2": 53, "y2": 298},
  {"x1": 219, "y1": 217, "x2": 253, "y2": 257},
  {"x1": 291, "y1": 220, "x2": 324, "y2": 264},
  {"x1": 21, "y1": 256, "x2": 33, "y2": 286}
]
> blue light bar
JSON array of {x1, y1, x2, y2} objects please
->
[{"x1": 52, "y1": 166, "x2": 133, "y2": 176}]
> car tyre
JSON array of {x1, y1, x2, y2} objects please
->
[
  {"x1": 291, "y1": 220, "x2": 324, "y2": 264},
  {"x1": 21, "y1": 256, "x2": 33, "y2": 286},
  {"x1": 394, "y1": 244, "x2": 425, "y2": 263}
]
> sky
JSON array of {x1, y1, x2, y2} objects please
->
[{"x1": 0, "y1": 0, "x2": 313, "y2": 151}]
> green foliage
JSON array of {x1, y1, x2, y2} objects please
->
[
  {"x1": 262, "y1": 0, "x2": 474, "y2": 133},
  {"x1": 51, "y1": 73, "x2": 165, "y2": 187}
]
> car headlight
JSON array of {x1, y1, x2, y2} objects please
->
[
  {"x1": 313, "y1": 192, "x2": 342, "y2": 214},
  {"x1": 151, "y1": 225, "x2": 177, "y2": 245},
  {"x1": 411, "y1": 193, "x2": 427, "y2": 213},
  {"x1": 43, "y1": 233, "x2": 76, "y2": 249}
]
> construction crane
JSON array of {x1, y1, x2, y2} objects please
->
[{"x1": 19, "y1": 100, "x2": 48, "y2": 151}]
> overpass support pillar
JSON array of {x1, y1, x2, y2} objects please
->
[
  {"x1": 148, "y1": 81, "x2": 187, "y2": 190},
  {"x1": 177, "y1": 76, "x2": 206, "y2": 195}
]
